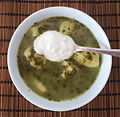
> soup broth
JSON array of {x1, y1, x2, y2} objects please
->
[{"x1": 17, "y1": 16, "x2": 101, "y2": 101}]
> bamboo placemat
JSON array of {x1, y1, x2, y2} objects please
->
[{"x1": 0, "y1": 0, "x2": 120, "y2": 117}]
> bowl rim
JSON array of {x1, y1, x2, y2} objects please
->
[{"x1": 7, "y1": 6, "x2": 112, "y2": 111}]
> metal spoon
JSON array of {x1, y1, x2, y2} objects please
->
[{"x1": 74, "y1": 44, "x2": 120, "y2": 57}]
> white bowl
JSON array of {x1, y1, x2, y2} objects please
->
[{"x1": 7, "y1": 7, "x2": 112, "y2": 111}]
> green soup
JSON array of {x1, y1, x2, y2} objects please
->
[{"x1": 17, "y1": 16, "x2": 101, "y2": 101}]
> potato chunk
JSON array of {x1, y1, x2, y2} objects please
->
[
  {"x1": 24, "y1": 46, "x2": 46, "y2": 69},
  {"x1": 59, "y1": 20, "x2": 74, "y2": 35},
  {"x1": 34, "y1": 79, "x2": 47, "y2": 92},
  {"x1": 74, "y1": 51, "x2": 99, "y2": 67},
  {"x1": 31, "y1": 26, "x2": 40, "y2": 38},
  {"x1": 61, "y1": 61, "x2": 76, "y2": 79}
]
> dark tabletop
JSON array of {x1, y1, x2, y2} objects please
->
[{"x1": 0, "y1": 0, "x2": 120, "y2": 117}]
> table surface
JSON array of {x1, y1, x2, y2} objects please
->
[{"x1": 0, "y1": 0, "x2": 120, "y2": 117}]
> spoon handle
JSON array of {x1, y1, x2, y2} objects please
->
[{"x1": 75, "y1": 45, "x2": 120, "y2": 57}]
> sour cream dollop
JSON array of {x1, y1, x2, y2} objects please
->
[{"x1": 34, "y1": 31, "x2": 75, "y2": 62}]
